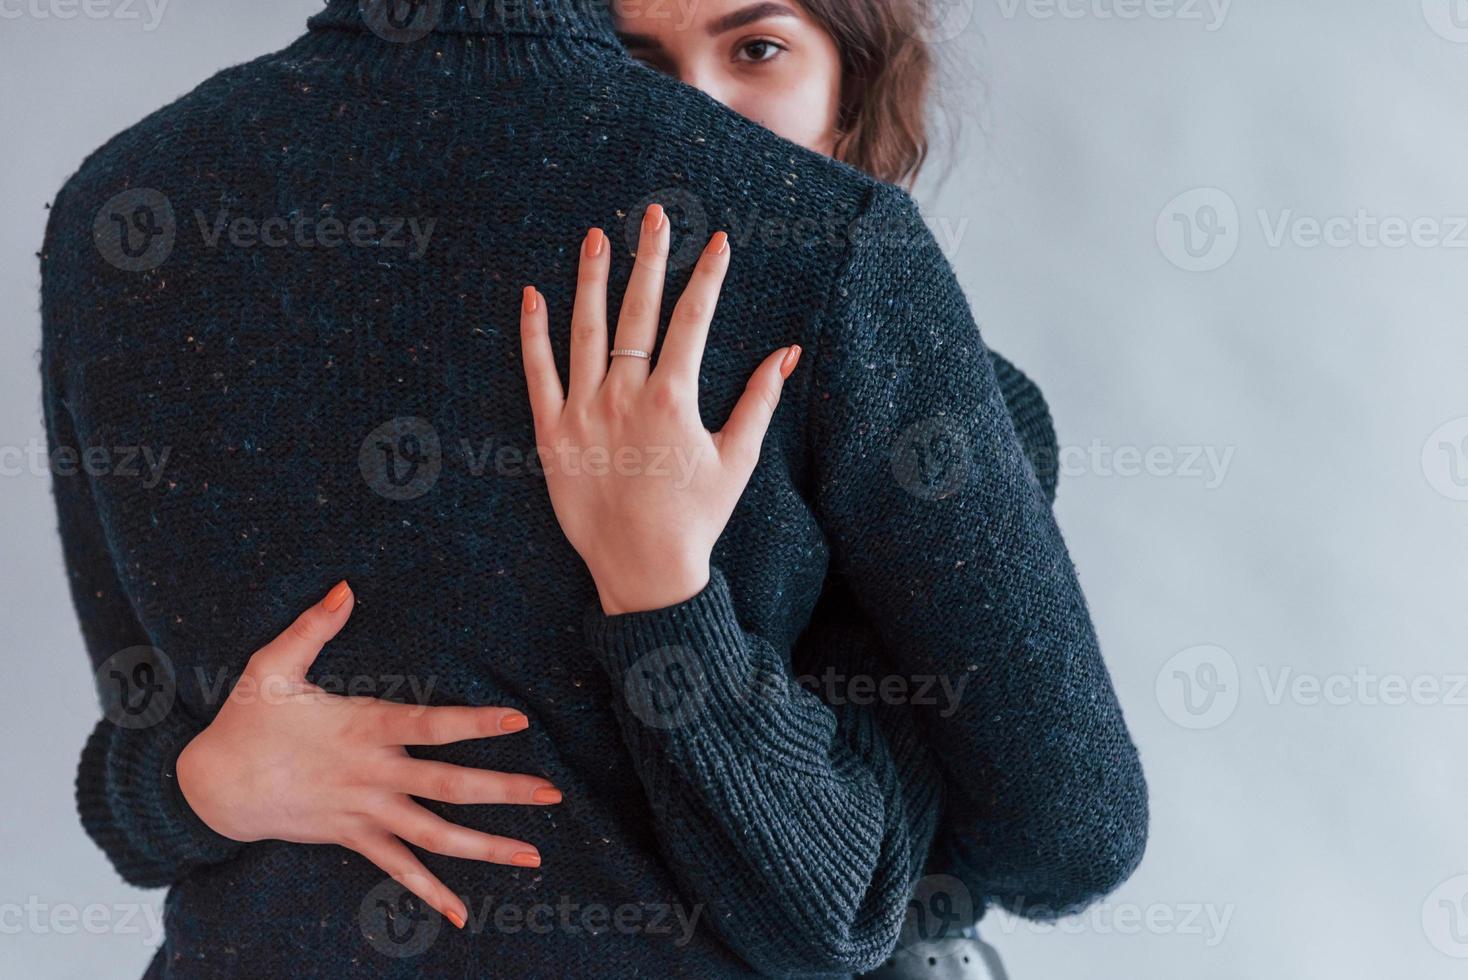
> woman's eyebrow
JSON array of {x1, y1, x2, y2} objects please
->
[
  {"x1": 617, "y1": 2, "x2": 799, "y2": 49},
  {"x1": 706, "y1": 2, "x2": 800, "y2": 36}
]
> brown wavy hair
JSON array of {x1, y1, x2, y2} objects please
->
[{"x1": 798, "y1": 0, "x2": 939, "y2": 188}]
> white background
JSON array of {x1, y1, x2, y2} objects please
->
[{"x1": 3, "y1": 1, "x2": 1467, "y2": 977}]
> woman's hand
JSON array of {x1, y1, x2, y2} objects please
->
[
  {"x1": 176, "y1": 582, "x2": 559, "y2": 928},
  {"x1": 519, "y1": 205, "x2": 801, "y2": 615}
]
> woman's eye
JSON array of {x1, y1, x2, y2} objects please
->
[{"x1": 736, "y1": 39, "x2": 786, "y2": 64}]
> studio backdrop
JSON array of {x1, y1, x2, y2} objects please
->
[{"x1": 2, "y1": 1, "x2": 1466, "y2": 977}]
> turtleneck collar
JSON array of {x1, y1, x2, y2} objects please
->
[
  {"x1": 296, "y1": 0, "x2": 626, "y2": 82},
  {"x1": 308, "y1": 0, "x2": 620, "y2": 47}
]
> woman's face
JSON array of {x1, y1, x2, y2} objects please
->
[{"x1": 616, "y1": 1, "x2": 844, "y2": 158}]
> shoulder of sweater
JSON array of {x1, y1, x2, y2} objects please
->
[
  {"x1": 41, "y1": 51, "x2": 284, "y2": 289},
  {"x1": 579, "y1": 59, "x2": 918, "y2": 355},
  {"x1": 40, "y1": 56, "x2": 276, "y2": 370},
  {"x1": 48, "y1": 51, "x2": 283, "y2": 215},
  {"x1": 569, "y1": 83, "x2": 926, "y2": 366},
  {"x1": 806, "y1": 179, "x2": 977, "y2": 363}
]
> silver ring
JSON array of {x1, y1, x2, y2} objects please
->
[{"x1": 609, "y1": 349, "x2": 651, "y2": 360}]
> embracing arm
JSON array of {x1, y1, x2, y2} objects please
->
[
  {"x1": 583, "y1": 569, "x2": 940, "y2": 977},
  {"x1": 578, "y1": 353, "x2": 1056, "y2": 969},
  {"x1": 579, "y1": 382, "x2": 1056, "y2": 974},
  {"x1": 809, "y1": 184, "x2": 1148, "y2": 918},
  {"x1": 520, "y1": 213, "x2": 940, "y2": 976}
]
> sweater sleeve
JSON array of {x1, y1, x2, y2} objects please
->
[
  {"x1": 43, "y1": 326, "x2": 244, "y2": 889},
  {"x1": 987, "y1": 352, "x2": 1059, "y2": 504},
  {"x1": 584, "y1": 567, "x2": 941, "y2": 978},
  {"x1": 807, "y1": 183, "x2": 1148, "y2": 919}
]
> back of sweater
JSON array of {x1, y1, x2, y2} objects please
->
[{"x1": 43, "y1": 3, "x2": 926, "y2": 977}]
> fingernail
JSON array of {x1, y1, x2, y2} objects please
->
[
  {"x1": 585, "y1": 227, "x2": 605, "y2": 257},
  {"x1": 779, "y1": 345, "x2": 802, "y2": 380},
  {"x1": 323, "y1": 580, "x2": 351, "y2": 612},
  {"x1": 511, "y1": 852, "x2": 541, "y2": 868},
  {"x1": 522, "y1": 286, "x2": 539, "y2": 314},
  {"x1": 532, "y1": 787, "x2": 563, "y2": 805},
  {"x1": 644, "y1": 204, "x2": 665, "y2": 233},
  {"x1": 706, "y1": 231, "x2": 729, "y2": 256},
  {"x1": 500, "y1": 712, "x2": 530, "y2": 733},
  {"x1": 445, "y1": 909, "x2": 465, "y2": 930}
]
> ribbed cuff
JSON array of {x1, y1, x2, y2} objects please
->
[
  {"x1": 76, "y1": 709, "x2": 244, "y2": 886},
  {"x1": 584, "y1": 566, "x2": 747, "y2": 675},
  {"x1": 583, "y1": 567, "x2": 845, "y2": 771}
]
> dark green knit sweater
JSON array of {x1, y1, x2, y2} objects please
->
[{"x1": 42, "y1": 2, "x2": 1143, "y2": 977}]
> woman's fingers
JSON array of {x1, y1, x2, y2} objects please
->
[
  {"x1": 715, "y1": 346, "x2": 802, "y2": 473},
  {"x1": 519, "y1": 286, "x2": 563, "y2": 431},
  {"x1": 350, "y1": 831, "x2": 467, "y2": 929},
  {"x1": 250, "y1": 580, "x2": 355, "y2": 681},
  {"x1": 655, "y1": 231, "x2": 730, "y2": 391},
  {"x1": 608, "y1": 204, "x2": 671, "y2": 387},
  {"x1": 390, "y1": 759, "x2": 562, "y2": 807},
  {"x1": 568, "y1": 227, "x2": 611, "y2": 403},
  {"x1": 383, "y1": 799, "x2": 542, "y2": 868},
  {"x1": 367, "y1": 702, "x2": 531, "y2": 746}
]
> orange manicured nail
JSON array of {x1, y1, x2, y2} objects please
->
[
  {"x1": 644, "y1": 204, "x2": 665, "y2": 233},
  {"x1": 585, "y1": 227, "x2": 606, "y2": 257},
  {"x1": 511, "y1": 852, "x2": 541, "y2": 868},
  {"x1": 532, "y1": 787, "x2": 563, "y2": 805},
  {"x1": 522, "y1": 286, "x2": 539, "y2": 314},
  {"x1": 445, "y1": 909, "x2": 465, "y2": 930},
  {"x1": 779, "y1": 345, "x2": 802, "y2": 380},
  {"x1": 500, "y1": 712, "x2": 530, "y2": 733},
  {"x1": 323, "y1": 580, "x2": 351, "y2": 612},
  {"x1": 706, "y1": 231, "x2": 729, "y2": 256}
]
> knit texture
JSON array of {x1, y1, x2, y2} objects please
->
[
  {"x1": 42, "y1": 2, "x2": 1139, "y2": 977},
  {"x1": 989, "y1": 355, "x2": 1058, "y2": 503},
  {"x1": 803, "y1": 192, "x2": 1148, "y2": 920}
]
